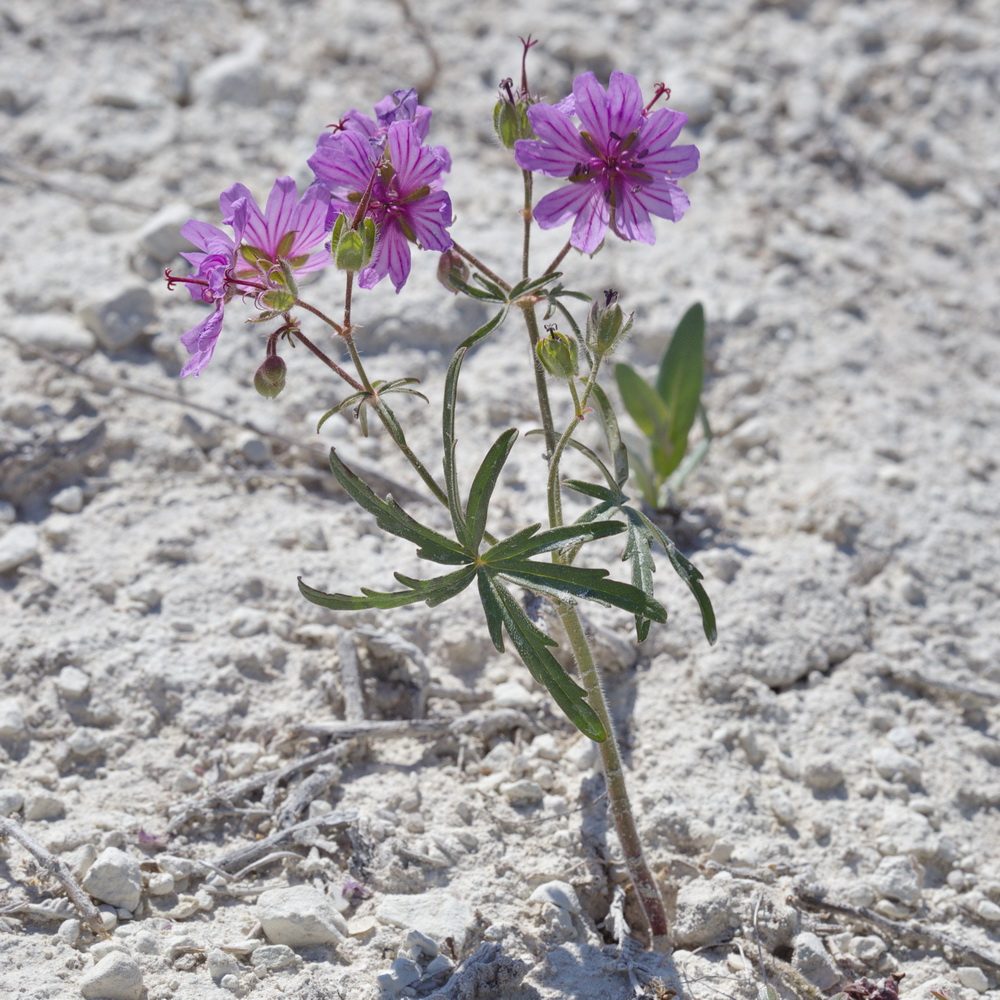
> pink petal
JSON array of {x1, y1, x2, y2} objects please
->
[
  {"x1": 613, "y1": 188, "x2": 656, "y2": 245},
  {"x1": 532, "y1": 182, "x2": 598, "y2": 228},
  {"x1": 642, "y1": 142, "x2": 700, "y2": 179},
  {"x1": 572, "y1": 72, "x2": 611, "y2": 150},
  {"x1": 259, "y1": 177, "x2": 299, "y2": 253},
  {"x1": 179, "y1": 307, "x2": 224, "y2": 377},
  {"x1": 405, "y1": 191, "x2": 453, "y2": 251},
  {"x1": 633, "y1": 178, "x2": 691, "y2": 223},
  {"x1": 309, "y1": 132, "x2": 378, "y2": 192},
  {"x1": 606, "y1": 71, "x2": 644, "y2": 139}
]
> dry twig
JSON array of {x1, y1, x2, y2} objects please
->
[{"x1": 0, "y1": 816, "x2": 105, "y2": 937}]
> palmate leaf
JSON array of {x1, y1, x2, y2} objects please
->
[{"x1": 563, "y1": 480, "x2": 717, "y2": 645}]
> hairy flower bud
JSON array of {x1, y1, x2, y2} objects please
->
[
  {"x1": 536, "y1": 329, "x2": 579, "y2": 380},
  {"x1": 260, "y1": 289, "x2": 297, "y2": 312},
  {"x1": 330, "y1": 213, "x2": 377, "y2": 273},
  {"x1": 253, "y1": 355, "x2": 287, "y2": 398},
  {"x1": 493, "y1": 78, "x2": 535, "y2": 149},
  {"x1": 586, "y1": 290, "x2": 634, "y2": 358},
  {"x1": 437, "y1": 248, "x2": 469, "y2": 294}
]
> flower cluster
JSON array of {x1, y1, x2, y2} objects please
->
[{"x1": 169, "y1": 73, "x2": 698, "y2": 376}]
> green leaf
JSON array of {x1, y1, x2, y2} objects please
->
[
  {"x1": 298, "y1": 565, "x2": 476, "y2": 611},
  {"x1": 442, "y1": 308, "x2": 508, "y2": 545},
  {"x1": 638, "y1": 512, "x2": 717, "y2": 644},
  {"x1": 656, "y1": 302, "x2": 705, "y2": 478},
  {"x1": 590, "y1": 383, "x2": 630, "y2": 488},
  {"x1": 563, "y1": 439, "x2": 622, "y2": 494},
  {"x1": 483, "y1": 521, "x2": 624, "y2": 562},
  {"x1": 562, "y1": 479, "x2": 621, "y2": 504},
  {"x1": 445, "y1": 275, "x2": 507, "y2": 302},
  {"x1": 327, "y1": 449, "x2": 470, "y2": 565},
  {"x1": 316, "y1": 392, "x2": 368, "y2": 432},
  {"x1": 491, "y1": 559, "x2": 667, "y2": 622},
  {"x1": 465, "y1": 429, "x2": 518, "y2": 551},
  {"x1": 614, "y1": 362, "x2": 675, "y2": 477},
  {"x1": 481, "y1": 575, "x2": 607, "y2": 741},
  {"x1": 508, "y1": 271, "x2": 563, "y2": 300}
]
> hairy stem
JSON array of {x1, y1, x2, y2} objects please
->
[
  {"x1": 449, "y1": 241, "x2": 511, "y2": 292},
  {"x1": 555, "y1": 606, "x2": 670, "y2": 946}
]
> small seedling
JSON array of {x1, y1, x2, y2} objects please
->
[{"x1": 614, "y1": 301, "x2": 712, "y2": 511}]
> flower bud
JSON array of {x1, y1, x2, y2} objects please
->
[
  {"x1": 260, "y1": 288, "x2": 296, "y2": 312},
  {"x1": 253, "y1": 355, "x2": 286, "y2": 398},
  {"x1": 330, "y1": 213, "x2": 376, "y2": 273},
  {"x1": 586, "y1": 290, "x2": 634, "y2": 358},
  {"x1": 493, "y1": 98, "x2": 534, "y2": 149},
  {"x1": 437, "y1": 248, "x2": 469, "y2": 294},
  {"x1": 536, "y1": 329, "x2": 579, "y2": 380}
]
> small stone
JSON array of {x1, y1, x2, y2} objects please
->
[
  {"x1": 230, "y1": 609, "x2": 269, "y2": 638},
  {"x1": 51, "y1": 485, "x2": 85, "y2": 514},
  {"x1": 347, "y1": 915, "x2": 378, "y2": 937},
  {"x1": 792, "y1": 931, "x2": 840, "y2": 991},
  {"x1": 193, "y1": 49, "x2": 278, "y2": 107},
  {"x1": 79, "y1": 283, "x2": 157, "y2": 351},
  {"x1": 958, "y1": 967, "x2": 989, "y2": 993},
  {"x1": 850, "y1": 935, "x2": 886, "y2": 964},
  {"x1": 55, "y1": 666, "x2": 91, "y2": 698},
  {"x1": 0, "y1": 698, "x2": 27, "y2": 739},
  {"x1": 528, "y1": 881, "x2": 582, "y2": 915},
  {"x1": 871, "y1": 747, "x2": 922, "y2": 783},
  {"x1": 869, "y1": 855, "x2": 922, "y2": 907},
  {"x1": 207, "y1": 948, "x2": 240, "y2": 982},
  {"x1": 492, "y1": 680, "x2": 537, "y2": 710},
  {"x1": 769, "y1": 790, "x2": 796, "y2": 824},
  {"x1": 220, "y1": 974, "x2": 240, "y2": 993},
  {"x1": 82, "y1": 847, "x2": 143, "y2": 911},
  {"x1": 975, "y1": 898, "x2": 1000, "y2": 923},
  {"x1": 529, "y1": 733, "x2": 561, "y2": 761},
  {"x1": 250, "y1": 944, "x2": 298, "y2": 970},
  {"x1": 23, "y1": 792, "x2": 65, "y2": 821},
  {"x1": 376, "y1": 891, "x2": 474, "y2": 952},
  {"x1": 131, "y1": 931, "x2": 160, "y2": 955},
  {"x1": 67, "y1": 728, "x2": 103, "y2": 758},
  {"x1": 404, "y1": 928, "x2": 439, "y2": 958},
  {"x1": 146, "y1": 872, "x2": 174, "y2": 896},
  {"x1": 500, "y1": 779, "x2": 544, "y2": 806},
  {"x1": 79, "y1": 951, "x2": 143, "y2": 1000},
  {"x1": 135, "y1": 203, "x2": 196, "y2": 264},
  {"x1": 56, "y1": 918, "x2": 81, "y2": 946},
  {"x1": 0, "y1": 526, "x2": 40, "y2": 574},
  {"x1": 802, "y1": 758, "x2": 845, "y2": 791},
  {"x1": 17, "y1": 313, "x2": 96, "y2": 354},
  {"x1": 0, "y1": 788, "x2": 24, "y2": 816},
  {"x1": 257, "y1": 886, "x2": 347, "y2": 947},
  {"x1": 239, "y1": 435, "x2": 272, "y2": 466},
  {"x1": 672, "y1": 877, "x2": 737, "y2": 948},
  {"x1": 0, "y1": 501, "x2": 15, "y2": 524},
  {"x1": 98, "y1": 906, "x2": 118, "y2": 932}
]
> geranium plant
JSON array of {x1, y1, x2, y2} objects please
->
[{"x1": 166, "y1": 39, "x2": 716, "y2": 948}]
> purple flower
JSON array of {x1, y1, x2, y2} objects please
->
[
  {"x1": 514, "y1": 71, "x2": 699, "y2": 254},
  {"x1": 309, "y1": 119, "x2": 453, "y2": 292},
  {"x1": 176, "y1": 177, "x2": 330, "y2": 377}
]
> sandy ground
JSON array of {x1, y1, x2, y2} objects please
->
[{"x1": 1, "y1": 0, "x2": 999, "y2": 998}]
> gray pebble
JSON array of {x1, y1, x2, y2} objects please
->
[
  {"x1": 802, "y1": 758, "x2": 845, "y2": 791},
  {"x1": 192, "y1": 49, "x2": 278, "y2": 107},
  {"x1": 135, "y1": 203, "x2": 197, "y2": 264},
  {"x1": 56, "y1": 918, "x2": 81, "y2": 947},
  {"x1": 0, "y1": 526, "x2": 40, "y2": 574},
  {"x1": 82, "y1": 847, "x2": 142, "y2": 912},
  {"x1": 79, "y1": 951, "x2": 143, "y2": 1000},
  {"x1": 870, "y1": 854, "x2": 922, "y2": 906},
  {"x1": 67, "y1": 728, "x2": 103, "y2": 758},
  {"x1": 958, "y1": 967, "x2": 989, "y2": 993},
  {"x1": 528, "y1": 880, "x2": 582, "y2": 915},
  {"x1": 500, "y1": 779, "x2": 544, "y2": 806},
  {"x1": 79, "y1": 283, "x2": 157, "y2": 351},
  {"x1": 0, "y1": 501, "x2": 15, "y2": 525},
  {"x1": 403, "y1": 928, "x2": 439, "y2": 958},
  {"x1": 976, "y1": 899, "x2": 1000, "y2": 923},
  {"x1": 230, "y1": 609, "x2": 269, "y2": 638},
  {"x1": 208, "y1": 947, "x2": 241, "y2": 982},
  {"x1": 871, "y1": 747, "x2": 922, "y2": 783}
]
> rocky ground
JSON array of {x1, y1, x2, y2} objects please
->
[{"x1": 1, "y1": 0, "x2": 999, "y2": 998}]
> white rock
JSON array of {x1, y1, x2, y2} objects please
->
[
  {"x1": 671, "y1": 877, "x2": 738, "y2": 948},
  {"x1": 528, "y1": 880, "x2": 582, "y2": 915},
  {"x1": 230, "y1": 608, "x2": 269, "y2": 638},
  {"x1": 16, "y1": 313, "x2": 96, "y2": 354},
  {"x1": 67, "y1": 728, "x2": 103, "y2": 758},
  {"x1": 250, "y1": 943, "x2": 298, "y2": 969},
  {"x1": 57, "y1": 918, "x2": 81, "y2": 946},
  {"x1": 79, "y1": 283, "x2": 157, "y2": 351},
  {"x1": 958, "y1": 966, "x2": 989, "y2": 993},
  {"x1": 492, "y1": 680, "x2": 537, "y2": 710},
  {"x1": 257, "y1": 886, "x2": 347, "y2": 947},
  {"x1": 51, "y1": 485, "x2": 85, "y2": 513},
  {"x1": 193, "y1": 49, "x2": 278, "y2": 107},
  {"x1": 802, "y1": 758, "x2": 844, "y2": 791},
  {"x1": 207, "y1": 947, "x2": 240, "y2": 982},
  {"x1": 0, "y1": 526, "x2": 40, "y2": 574},
  {"x1": 404, "y1": 928, "x2": 439, "y2": 957},
  {"x1": 769, "y1": 789, "x2": 796, "y2": 824},
  {"x1": 55, "y1": 666, "x2": 91, "y2": 698},
  {"x1": 135, "y1": 203, "x2": 196, "y2": 263},
  {"x1": 871, "y1": 746, "x2": 922, "y2": 783},
  {"x1": 975, "y1": 898, "x2": 1000, "y2": 923},
  {"x1": 376, "y1": 891, "x2": 474, "y2": 951},
  {"x1": 0, "y1": 788, "x2": 24, "y2": 816},
  {"x1": 23, "y1": 792, "x2": 65, "y2": 821},
  {"x1": 500, "y1": 779, "x2": 544, "y2": 806},
  {"x1": 0, "y1": 501, "x2": 17, "y2": 525},
  {"x1": 792, "y1": 931, "x2": 840, "y2": 991},
  {"x1": 82, "y1": 847, "x2": 143, "y2": 911},
  {"x1": 0, "y1": 698, "x2": 27, "y2": 739},
  {"x1": 79, "y1": 951, "x2": 144, "y2": 1000},
  {"x1": 869, "y1": 855, "x2": 922, "y2": 906}
]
